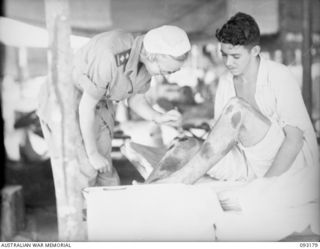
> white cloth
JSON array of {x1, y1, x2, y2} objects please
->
[
  {"x1": 207, "y1": 145, "x2": 250, "y2": 181},
  {"x1": 143, "y1": 25, "x2": 191, "y2": 57},
  {"x1": 214, "y1": 171, "x2": 319, "y2": 241},
  {"x1": 238, "y1": 121, "x2": 285, "y2": 178},
  {"x1": 215, "y1": 201, "x2": 319, "y2": 241},
  {"x1": 207, "y1": 121, "x2": 285, "y2": 180},
  {"x1": 85, "y1": 184, "x2": 220, "y2": 241}
]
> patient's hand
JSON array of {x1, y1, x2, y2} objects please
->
[{"x1": 218, "y1": 190, "x2": 242, "y2": 212}]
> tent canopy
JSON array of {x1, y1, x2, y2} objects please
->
[
  {"x1": 2, "y1": 0, "x2": 319, "y2": 44},
  {"x1": 2, "y1": 0, "x2": 289, "y2": 41}
]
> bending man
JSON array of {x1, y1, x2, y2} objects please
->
[{"x1": 38, "y1": 25, "x2": 191, "y2": 187}]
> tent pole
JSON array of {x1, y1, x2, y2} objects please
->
[
  {"x1": 44, "y1": 0, "x2": 86, "y2": 241},
  {"x1": 301, "y1": 0, "x2": 313, "y2": 118}
]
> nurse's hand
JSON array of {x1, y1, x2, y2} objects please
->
[
  {"x1": 154, "y1": 109, "x2": 181, "y2": 127},
  {"x1": 88, "y1": 151, "x2": 111, "y2": 173}
]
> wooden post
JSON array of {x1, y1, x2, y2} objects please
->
[
  {"x1": 17, "y1": 47, "x2": 29, "y2": 82},
  {"x1": 278, "y1": 0, "x2": 287, "y2": 65},
  {"x1": 44, "y1": 0, "x2": 86, "y2": 241},
  {"x1": 301, "y1": 0, "x2": 313, "y2": 117},
  {"x1": 1, "y1": 185, "x2": 25, "y2": 241}
]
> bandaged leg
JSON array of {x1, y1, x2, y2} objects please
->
[{"x1": 152, "y1": 97, "x2": 271, "y2": 184}]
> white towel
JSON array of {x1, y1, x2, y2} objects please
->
[{"x1": 214, "y1": 165, "x2": 319, "y2": 241}]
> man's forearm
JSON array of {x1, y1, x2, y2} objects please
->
[
  {"x1": 79, "y1": 102, "x2": 99, "y2": 157},
  {"x1": 265, "y1": 130, "x2": 303, "y2": 177},
  {"x1": 128, "y1": 94, "x2": 161, "y2": 121}
]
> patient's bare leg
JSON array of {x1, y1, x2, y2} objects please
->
[
  {"x1": 153, "y1": 97, "x2": 271, "y2": 184},
  {"x1": 145, "y1": 136, "x2": 203, "y2": 183}
]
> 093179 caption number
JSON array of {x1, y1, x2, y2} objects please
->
[{"x1": 300, "y1": 243, "x2": 319, "y2": 247}]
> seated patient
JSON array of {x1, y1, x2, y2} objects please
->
[{"x1": 149, "y1": 12, "x2": 318, "y2": 187}]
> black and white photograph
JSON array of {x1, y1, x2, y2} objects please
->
[{"x1": 0, "y1": 0, "x2": 319, "y2": 245}]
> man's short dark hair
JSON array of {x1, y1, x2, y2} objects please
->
[{"x1": 215, "y1": 12, "x2": 260, "y2": 47}]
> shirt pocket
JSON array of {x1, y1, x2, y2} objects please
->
[{"x1": 106, "y1": 73, "x2": 133, "y2": 101}]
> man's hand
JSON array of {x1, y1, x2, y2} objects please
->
[
  {"x1": 79, "y1": 93, "x2": 110, "y2": 174},
  {"x1": 88, "y1": 151, "x2": 111, "y2": 173},
  {"x1": 158, "y1": 83, "x2": 181, "y2": 101},
  {"x1": 154, "y1": 109, "x2": 181, "y2": 126}
]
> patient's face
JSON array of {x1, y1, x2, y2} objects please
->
[{"x1": 220, "y1": 43, "x2": 254, "y2": 76}]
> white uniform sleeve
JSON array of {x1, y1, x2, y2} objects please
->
[{"x1": 272, "y1": 66, "x2": 311, "y2": 132}]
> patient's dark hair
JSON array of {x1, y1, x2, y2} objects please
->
[{"x1": 215, "y1": 12, "x2": 260, "y2": 47}]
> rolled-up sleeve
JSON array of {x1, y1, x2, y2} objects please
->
[
  {"x1": 79, "y1": 50, "x2": 114, "y2": 100},
  {"x1": 272, "y1": 67, "x2": 310, "y2": 132}
]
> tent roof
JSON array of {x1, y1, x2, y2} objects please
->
[
  {"x1": 3, "y1": 0, "x2": 226, "y2": 40},
  {"x1": 2, "y1": 0, "x2": 319, "y2": 41}
]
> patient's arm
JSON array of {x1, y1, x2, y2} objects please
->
[
  {"x1": 264, "y1": 125, "x2": 303, "y2": 177},
  {"x1": 217, "y1": 191, "x2": 242, "y2": 212}
]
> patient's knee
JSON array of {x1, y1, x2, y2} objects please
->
[
  {"x1": 224, "y1": 97, "x2": 249, "y2": 114},
  {"x1": 223, "y1": 98, "x2": 248, "y2": 129}
]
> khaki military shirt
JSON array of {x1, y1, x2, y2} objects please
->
[
  {"x1": 38, "y1": 30, "x2": 151, "y2": 124},
  {"x1": 72, "y1": 30, "x2": 151, "y2": 101}
]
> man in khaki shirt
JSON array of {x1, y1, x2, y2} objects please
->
[{"x1": 38, "y1": 25, "x2": 191, "y2": 187}]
